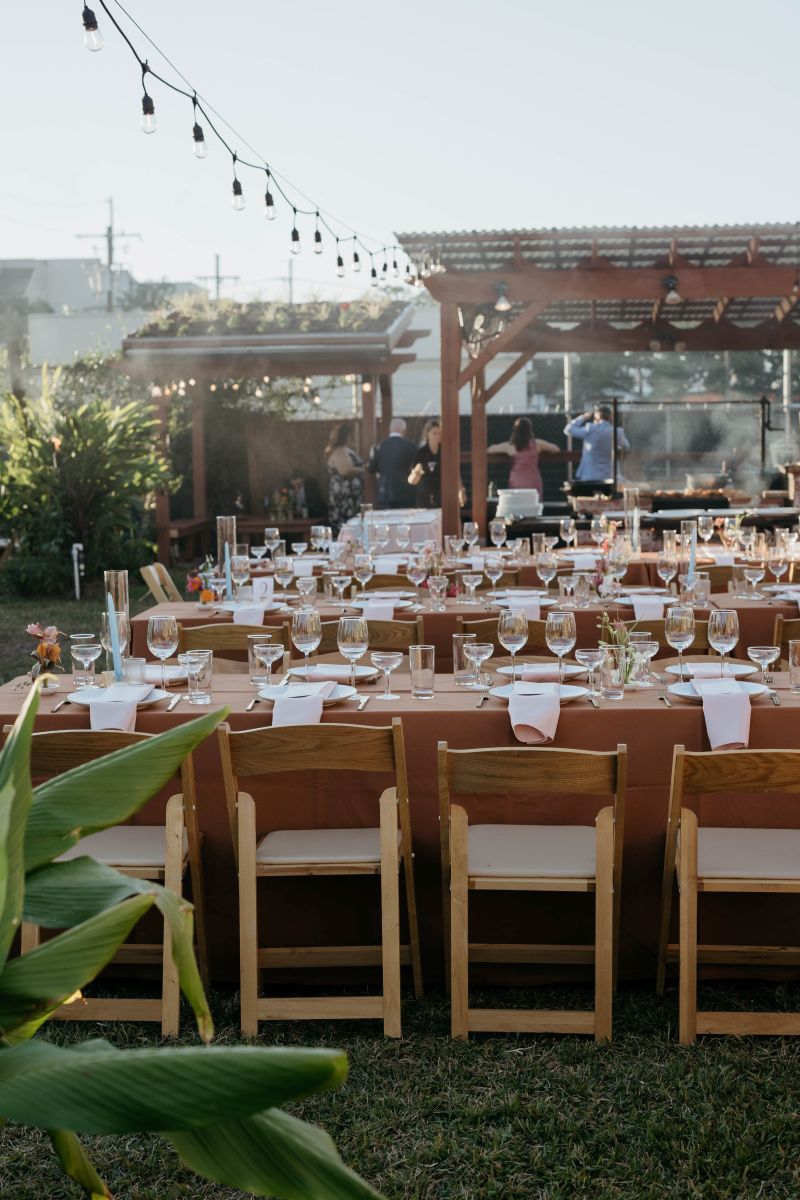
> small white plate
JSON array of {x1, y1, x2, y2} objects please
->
[
  {"x1": 213, "y1": 600, "x2": 285, "y2": 614},
  {"x1": 368, "y1": 590, "x2": 416, "y2": 599},
  {"x1": 67, "y1": 687, "x2": 169, "y2": 708},
  {"x1": 664, "y1": 662, "x2": 757, "y2": 679},
  {"x1": 624, "y1": 586, "x2": 670, "y2": 595},
  {"x1": 496, "y1": 597, "x2": 557, "y2": 609},
  {"x1": 258, "y1": 683, "x2": 356, "y2": 706},
  {"x1": 288, "y1": 664, "x2": 378, "y2": 682},
  {"x1": 489, "y1": 683, "x2": 589, "y2": 704},
  {"x1": 496, "y1": 663, "x2": 587, "y2": 680},
  {"x1": 667, "y1": 680, "x2": 767, "y2": 703},
  {"x1": 350, "y1": 598, "x2": 412, "y2": 611}
]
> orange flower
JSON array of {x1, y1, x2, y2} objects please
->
[
  {"x1": 35, "y1": 640, "x2": 61, "y2": 664},
  {"x1": 199, "y1": 588, "x2": 214, "y2": 604}
]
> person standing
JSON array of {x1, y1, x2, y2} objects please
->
[
  {"x1": 488, "y1": 416, "x2": 558, "y2": 498},
  {"x1": 408, "y1": 418, "x2": 443, "y2": 507},
  {"x1": 325, "y1": 421, "x2": 364, "y2": 531},
  {"x1": 564, "y1": 404, "x2": 630, "y2": 481},
  {"x1": 367, "y1": 417, "x2": 417, "y2": 507}
]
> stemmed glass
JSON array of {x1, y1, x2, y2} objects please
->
[
  {"x1": 743, "y1": 561, "x2": 765, "y2": 598},
  {"x1": 395, "y1": 523, "x2": 411, "y2": 552},
  {"x1": 231, "y1": 548, "x2": 250, "y2": 601},
  {"x1": 608, "y1": 542, "x2": 629, "y2": 590},
  {"x1": 747, "y1": 644, "x2": 780, "y2": 685},
  {"x1": 707, "y1": 609, "x2": 740, "y2": 678},
  {"x1": 406, "y1": 559, "x2": 428, "y2": 605},
  {"x1": 463, "y1": 641, "x2": 494, "y2": 693},
  {"x1": 251, "y1": 545, "x2": 267, "y2": 565},
  {"x1": 146, "y1": 615, "x2": 179, "y2": 690},
  {"x1": 332, "y1": 573, "x2": 353, "y2": 606},
  {"x1": 698, "y1": 515, "x2": 715, "y2": 545},
  {"x1": 545, "y1": 610, "x2": 577, "y2": 688},
  {"x1": 291, "y1": 608, "x2": 322, "y2": 681},
  {"x1": 100, "y1": 611, "x2": 131, "y2": 676},
  {"x1": 248, "y1": 638, "x2": 283, "y2": 698},
  {"x1": 428, "y1": 575, "x2": 448, "y2": 611},
  {"x1": 498, "y1": 609, "x2": 529, "y2": 685},
  {"x1": 739, "y1": 528, "x2": 756, "y2": 560},
  {"x1": 264, "y1": 527, "x2": 281, "y2": 559},
  {"x1": 629, "y1": 634, "x2": 659, "y2": 687},
  {"x1": 310, "y1": 525, "x2": 326, "y2": 552},
  {"x1": 71, "y1": 640, "x2": 102, "y2": 688},
  {"x1": 489, "y1": 518, "x2": 507, "y2": 549},
  {"x1": 590, "y1": 516, "x2": 607, "y2": 546},
  {"x1": 462, "y1": 573, "x2": 482, "y2": 605},
  {"x1": 664, "y1": 606, "x2": 695, "y2": 681},
  {"x1": 536, "y1": 552, "x2": 558, "y2": 597},
  {"x1": 338, "y1": 616, "x2": 369, "y2": 688},
  {"x1": 575, "y1": 647, "x2": 604, "y2": 698},
  {"x1": 768, "y1": 546, "x2": 788, "y2": 588},
  {"x1": 354, "y1": 554, "x2": 374, "y2": 597},
  {"x1": 291, "y1": 541, "x2": 308, "y2": 557},
  {"x1": 296, "y1": 577, "x2": 318, "y2": 603},
  {"x1": 273, "y1": 556, "x2": 294, "y2": 601},
  {"x1": 370, "y1": 651, "x2": 403, "y2": 700},
  {"x1": 373, "y1": 523, "x2": 391, "y2": 553},
  {"x1": 463, "y1": 521, "x2": 479, "y2": 550},
  {"x1": 657, "y1": 553, "x2": 678, "y2": 591},
  {"x1": 559, "y1": 517, "x2": 577, "y2": 550},
  {"x1": 484, "y1": 554, "x2": 504, "y2": 600}
]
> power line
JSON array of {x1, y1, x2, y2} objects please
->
[
  {"x1": 197, "y1": 253, "x2": 239, "y2": 301},
  {"x1": 76, "y1": 196, "x2": 141, "y2": 312}
]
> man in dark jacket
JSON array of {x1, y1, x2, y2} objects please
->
[{"x1": 367, "y1": 418, "x2": 418, "y2": 507}]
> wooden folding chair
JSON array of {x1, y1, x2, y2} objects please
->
[
  {"x1": 438, "y1": 743, "x2": 627, "y2": 1041},
  {"x1": 773, "y1": 613, "x2": 800, "y2": 664},
  {"x1": 140, "y1": 563, "x2": 183, "y2": 604},
  {"x1": 178, "y1": 622, "x2": 289, "y2": 672},
  {"x1": 15, "y1": 729, "x2": 206, "y2": 1037},
  {"x1": 475, "y1": 569, "x2": 521, "y2": 590},
  {"x1": 623, "y1": 619, "x2": 711, "y2": 654},
  {"x1": 656, "y1": 745, "x2": 800, "y2": 1043},
  {"x1": 702, "y1": 564, "x2": 734, "y2": 592},
  {"x1": 366, "y1": 573, "x2": 416, "y2": 591},
  {"x1": 219, "y1": 717, "x2": 423, "y2": 1037},
  {"x1": 314, "y1": 617, "x2": 424, "y2": 657},
  {"x1": 457, "y1": 616, "x2": 551, "y2": 655}
]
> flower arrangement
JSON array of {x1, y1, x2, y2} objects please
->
[
  {"x1": 186, "y1": 555, "x2": 216, "y2": 604},
  {"x1": 26, "y1": 623, "x2": 65, "y2": 682},
  {"x1": 597, "y1": 611, "x2": 637, "y2": 684}
]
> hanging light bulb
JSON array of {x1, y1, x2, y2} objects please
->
[
  {"x1": 663, "y1": 274, "x2": 682, "y2": 305},
  {"x1": 494, "y1": 282, "x2": 512, "y2": 312},
  {"x1": 314, "y1": 227, "x2": 323, "y2": 254},
  {"x1": 336, "y1": 241, "x2": 345, "y2": 277},
  {"x1": 381, "y1": 261, "x2": 389, "y2": 285},
  {"x1": 82, "y1": 5, "x2": 103, "y2": 50},
  {"x1": 231, "y1": 154, "x2": 245, "y2": 210},
  {"x1": 370, "y1": 261, "x2": 378, "y2": 287},
  {"x1": 192, "y1": 121, "x2": 207, "y2": 158},
  {"x1": 141, "y1": 90, "x2": 156, "y2": 134},
  {"x1": 392, "y1": 258, "x2": 399, "y2": 278},
  {"x1": 291, "y1": 212, "x2": 301, "y2": 254},
  {"x1": 352, "y1": 249, "x2": 361, "y2": 273},
  {"x1": 264, "y1": 171, "x2": 276, "y2": 219}
]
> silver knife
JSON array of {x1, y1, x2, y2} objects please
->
[
  {"x1": 277, "y1": 673, "x2": 291, "y2": 687},
  {"x1": 587, "y1": 693, "x2": 600, "y2": 708},
  {"x1": 357, "y1": 694, "x2": 370, "y2": 711},
  {"x1": 166, "y1": 693, "x2": 184, "y2": 712},
  {"x1": 246, "y1": 695, "x2": 261, "y2": 712}
]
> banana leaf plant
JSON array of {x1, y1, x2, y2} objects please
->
[{"x1": 0, "y1": 685, "x2": 382, "y2": 1200}]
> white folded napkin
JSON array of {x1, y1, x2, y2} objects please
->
[
  {"x1": 88, "y1": 683, "x2": 152, "y2": 732},
  {"x1": 684, "y1": 662, "x2": 739, "y2": 678},
  {"x1": 290, "y1": 663, "x2": 358, "y2": 682},
  {"x1": 632, "y1": 596, "x2": 665, "y2": 620},
  {"x1": 232, "y1": 605, "x2": 264, "y2": 625},
  {"x1": 292, "y1": 559, "x2": 315, "y2": 577},
  {"x1": 470, "y1": 554, "x2": 485, "y2": 571},
  {"x1": 373, "y1": 557, "x2": 398, "y2": 574},
  {"x1": 508, "y1": 683, "x2": 560, "y2": 744},
  {"x1": 692, "y1": 678, "x2": 750, "y2": 750},
  {"x1": 271, "y1": 680, "x2": 336, "y2": 727},
  {"x1": 144, "y1": 664, "x2": 186, "y2": 684},
  {"x1": 361, "y1": 601, "x2": 394, "y2": 620},
  {"x1": 520, "y1": 663, "x2": 562, "y2": 682},
  {"x1": 508, "y1": 600, "x2": 540, "y2": 620},
  {"x1": 252, "y1": 576, "x2": 274, "y2": 602},
  {"x1": 709, "y1": 550, "x2": 735, "y2": 565},
  {"x1": 570, "y1": 552, "x2": 598, "y2": 570}
]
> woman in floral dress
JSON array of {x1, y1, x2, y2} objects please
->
[{"x1": 326, "y1": 421, "x2": 365, "y2": 531}]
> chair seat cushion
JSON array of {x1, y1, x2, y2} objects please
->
[
  {"x1": 58, "y1": 826, "x2": 187, "y2": 867},
  {"x1": 696, "y1": 827, "x2": 800, "y2": 879},
  {"x1": 256, "y1": 827, "x2": 401, "y2": 865},
  {"x1": 468, "y1": 824, "x2": 596, "y2": 878}
]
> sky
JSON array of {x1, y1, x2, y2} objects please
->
[{"x1": 2, "y1": 0, "x2": 799, "y2": 303}]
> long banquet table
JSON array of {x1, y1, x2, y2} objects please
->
[{"x1": 5, "y1": 665, "x2": 800, "y2": 986}]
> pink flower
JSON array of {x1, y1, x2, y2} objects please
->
[
  {"x1": 27, "y1": 623, "x2": 63, "y2": 640},
  {"x1": 26, "y1": 623, "x2": 45, "y2": 637}
]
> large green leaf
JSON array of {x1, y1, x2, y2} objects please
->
[
  {"x1": 48, "y1": 1129, "x2": 111, "y2": 1199},
  {"x1": 169, "y1": 1108, "x2": 382, "y2": 1199},
  {"x1": 0, "y1": 893, "x2": 152, "y2": 1037},
  {"x1": 23, "y1": 856, "x2": 212, "y2": 1042},
  {"x1": 0, "y1": 685, "x2": 38, "y2": 967},
  {"x1": 0, "y1": 1039, "x2": 348, "y2": 1133},
  {"x1": 24, "y1": 708, "x2": 227, "y2": 871}
]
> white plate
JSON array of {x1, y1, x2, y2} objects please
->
[
  {"x1": 67, "y1": 687, "x2": 169, "y2": 708},
  {"x1": 496, "y1": 597, "x2": 556, "y2": 609},
  {"x1": 664, "y1": 662, "x2": 757, "y2": 679},
  {"x1": 288, "y1": 664, "x2": 378, "y2": 682},
  {"x1": 489, "y1": 683, "x2": 589, "y2": 704},
  {"x1": 213, "y1": 600, "x2": 285, "y2": 614},
  {"x1": 667, "y1": 680, "x2": 767, "y2": 703},
  {"x1": 368, "y1": 590, "x2": 416, "y2": 599},
  {"x1": 258, "y1": 683, "x2": 356, "y2": 706},
  {"x1": 496, "y1": 663, "x2": 587, "y2": 680},
  {"x1": 624, "y1": 586, "x2": 670, "y2": 595},
  {"x1": 350, "y1": 598, "x2": 412, "y2": 611}
]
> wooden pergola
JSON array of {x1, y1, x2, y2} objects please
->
[
  {"x1": 396, "y1": 224, "x2": 800, "y2": 534},
  {"x1": 120, "y1": 302, "x2": 427, "y2": 560}
]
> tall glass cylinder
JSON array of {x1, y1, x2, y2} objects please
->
[
  {"x1": 680, "y1": 519, "x2": 697, "y2": 580},
  {"x1": 103, "y1": 570, "x2": 130, "y2": 651},
  {"x1": 623, "y1": 487, "x2": 640, "y2": 554},
  {"x1": 216, "y1": 516, "x2": 238, "y2": 574}
]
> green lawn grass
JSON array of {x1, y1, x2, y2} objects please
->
[{"x1": 3, "y1": 984, "x2": 800, "y2": 1199}]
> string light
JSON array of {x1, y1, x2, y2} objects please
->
[
  {"x1": 264, "y1": 170, "x2": 276, "y2": 220},
  {"x1": 352, "y1": 249, "x2": 361, "y2": 273},
  {"x1": 191, "y1": 96, "x2": 207, "y2": 158},
  {"x1": 336, "y1": 240, "x2": 345, "y2": 277},
  {"x1": 140, "y1": 65, "x2": 156, "y2": 134},
  {"x1": 290, "y1": 208, "x2": 301, "y2": 255},
  {"x1": 313, "y1": 212, "x2": 323, "y2": 255},
  {"x1": 82, "y1": 5, "x2": 104, "y2": 51},
  {"x1": 370, "y1": 256, "x2": 378, "y2": 287},
  {"x1": 231, "y1": 154, "x2": 245, "y2": 210}
]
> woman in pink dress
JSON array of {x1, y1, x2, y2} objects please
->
[{"x1": 488, "y1": 417, "x2": 558, "y2": 498}]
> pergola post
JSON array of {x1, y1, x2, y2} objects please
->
[
  {"x1": 191, "y1": 390, "x2": 207, "y2": 519},
  {"x1": 470, "y1": 370, "x2": 488, "y2": 534},
  {"x1": 152, "y1": 385, "x2": 171, "y2": 565},
  {"x1": 378, "y1": 373, "x2": 393, "y2": 439},
  {"x1": 361, "y1": 373, "x2": 378, "y2": 503},
  {"x1": 440, "y1": 303, "x2": 462, "y2": 535}
]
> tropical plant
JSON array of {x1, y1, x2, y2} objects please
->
[{"x1": 0, "y1": 686, "x2": 381, "y2": 1200}]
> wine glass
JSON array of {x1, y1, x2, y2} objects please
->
[
  {"x1": 575, "y1": 647, "x2": 604, "y2": 698},
  {"x1": 251, "y1": 545, "x2": 267, "y2": 564},
  {"x1": 291, "y1": 541, "x2": 308, "y2": 557},
  {"x1": 629, "y1": 634, "x2": 659, "y2": 688},
  {"x1": 296, "y1": 577, "x2": 318, "y2": 603},
  {"x1": 273, "y1": 556, "x2": 294, "y2": 600},
  {"x1": 489, "y1": 518, "x2": 507, "y2": 549},
  {"x1": 498, "y1": 609, "x2": 529, "y2": 685},
  {"x1": 743, "y1": 562, "x2": 765, "y2": 598},
  {"x1": 354, "y1": 554, "x2": 374, "y2": 597},
  {"x1": 462, "y1": 572, "x2": 482, "y2": 605},
  {"x1": 697, "y1": 515, "x2": 715, "y2": 544},
  {"x1": 463, "y1": 641, "x2": 494, "y2": 692},
  {"x1": 747, "y1": 644, "x2": 780, "y2": 685},
  {"x1": 291, "y1": 608, "x2": 322, "y2": 681},
  {"x1": 463, "y1": 521, "x2": 479, "y2": 549},
  {"x1": 248, "y1": 637, "x2": 283, "y2": 697},
  {"x1": 395, "y1": 523, "x2": 411, "y2": 552},
  {"x1": 231, "y1": 552, "x2": 250, "y2": 601},
  {"x1": 559, "y1": 517, "x2": 577, "y2": 550},
  {"x1": 739, "y1": 528, "x2": 756, "y2": 560},
  {"x1": 664, "y1": 606, "x2": 694, "y2": 681},
  {"x1": 536, "y1": 552, "x2": 558, "y2": 597},
  {"x1": 332, "y1": 573, "x2": 353, "y2": 606},
  {"x1": 100, "y1": 610, "x2": 131, "y2": 676},
  {"x1": 545, "y1": 610, "x2": 577, "y2": 688},
  {"x1": 657, "y1": 553, "x2": 678, "y2": 590},
  {"x1": 484, "y1": 554, "x2": 504, "y2": 599},
  {"x1": 406, "y1": 559, "x2": 428, "y2": 605},
  {"x1": 707, "y1": 609, "x2": 740, "y2": 677},
  {"x1": 371, "y1": 651, "x2": 403, "y2": 700},
  {"x1": 71, "y1": 640, "x2": 102, "y2": 688},
  {"x1": 146, "y1": 615, "x2": 179, "y2": 690},
  {"x1": 590, "y1": 516, "x2": 607, "y2": 546},
  {"x1": 264, "y1": 527, "x2": 280, "y2": 559},
  {"x1": 768, "y1": 546, "x2": 788, "y2": 588},
  {"x1": 310, "y1": 525, "x2": 326, "y2": 552},
  {"x1": 338, "y1": 616, "x2": 369, "y2": 688},
  {"x1": 428, "y1": 575, "x2": 448, "y2": 611},
  {"x1": 373, "y1": 523, "x2": 391, "y2": 553}
]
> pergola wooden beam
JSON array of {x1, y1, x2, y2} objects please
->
[
  {"x1": 458, "y1": 300, "x2": 548, "y2": 389},
  {"x1": 440, "y1": 304, "x2": 463, "y2": 535},
  {"x1": 508, "y1": 317, "x2": 800, "y2": 354},
  {"x1": 482, "y1": 346, "x2": 537, "y2": 405}
]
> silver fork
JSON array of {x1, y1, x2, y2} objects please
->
[{"x1": 51, "y1": 698, "x2": 72, "y2": 714}]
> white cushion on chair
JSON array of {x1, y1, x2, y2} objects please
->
[
  {"x1": 468, "y1": 824, "x2": 596, "y2": 878},
  {"x1": 256, "y1": 827, "x2": 400, "y2": 865},
  {"x1": 58, "y1": 826, "x2": 187, "y2": 867},
  {"x1": 696, "y1": 827, "x2": 800, "y2": 879}
]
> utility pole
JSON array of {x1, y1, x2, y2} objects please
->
[
  {"x1": 76, "y1": 198, "x2": 141, "y2": 312},
  {"x1": 197, "y1": 253, "x2": 239, "y2": 301}
]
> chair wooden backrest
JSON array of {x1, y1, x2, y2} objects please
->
[
  {"x1": 623, "y1": 618, "x2": 710, "y2": 652},
  {"x1": 773, "y1": 613, "x2": 800, "y2": 662},
  {"x1": 457, "y1": 616, "x2": 550, "y2": 654},
  {"x1": 315, "y1": 618, "x2": 423, "y2": 656},
  {"x1": 218, "y1": 718, "x2": 409, "y2": 861},
  {"x1": 366, "y1": 574, "x2": 415, "y2": 591},
  {"x1": 177, "y1": 621, "x2": 289, "y2": 672},
  {"x1": 702, "y1": 564, "x2": 733, "y2": 591},
  {"x1": 475, "y1": 570, "x2": 520, "y2": 590},
  {"x1": 141, "y1": 563, "x2": 183, "y2": 604}
]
